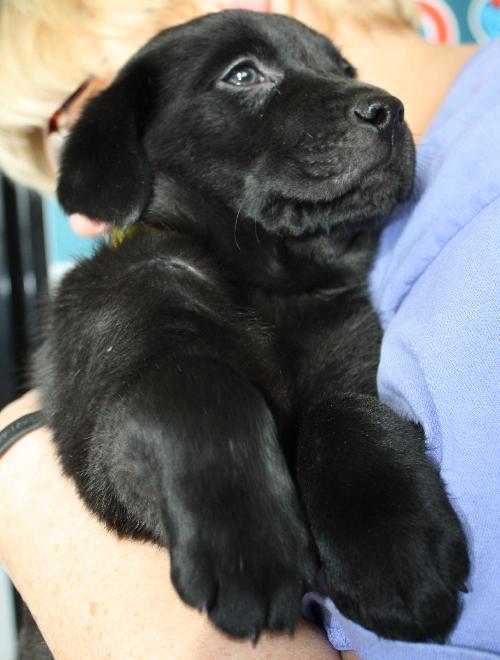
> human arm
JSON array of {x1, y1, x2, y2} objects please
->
[{"x1": 0, "y1": 393, "x2": 342, "y2": 659}]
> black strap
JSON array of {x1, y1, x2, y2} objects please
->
[{"x1": 0, "y1": 411, "x2": 43, "y2": 457}]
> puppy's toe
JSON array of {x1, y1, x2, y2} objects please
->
[
  {"x1": 169, "y1": 516, "x2": 317, "y2": 639},
  {"x1": 208, "y1": 574, "x2": 268, "y2": 638},
  {"x1": 207, "y1": 559, "x2": 308, "y2": 638},
  {"x1": 266, "y1": 571, "x2": 306, "y2": 632},
  {"x1": 170, "y1": 545, "x2": 218, "y2": 613}
]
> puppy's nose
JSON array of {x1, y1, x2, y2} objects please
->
[{"x1": 352, "y1": 96, "x2": 404, "y2": 137}]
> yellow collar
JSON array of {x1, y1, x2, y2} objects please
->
[{"x1": 111, "y1": 223, "x2": 164, "y2": 248}]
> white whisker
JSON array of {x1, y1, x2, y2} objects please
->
[
  {"x1": 234, "y1": 205, "x2": 242, "y2": 250},
  {"x1": 254, "y1": 216, "x2": 261, "y2": 244}
]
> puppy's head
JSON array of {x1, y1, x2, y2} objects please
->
[{"x1": 58, "y1": 10, "x2": 415, "y2": 239}]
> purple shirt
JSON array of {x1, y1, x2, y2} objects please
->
[{"x1": 304, "y1": 40, "x2": 500, "y2": 658}]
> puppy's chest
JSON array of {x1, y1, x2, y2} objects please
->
[
  {"x1": 250, "y1": 286, "x2": 365, "y2": 352},
  {"x1": 249, "y1": 285, "x2": 380, "y2": 390}
]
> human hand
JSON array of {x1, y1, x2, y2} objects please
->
[{"x1": 68, "y1": 213, "x2": 110, "y2": 236}]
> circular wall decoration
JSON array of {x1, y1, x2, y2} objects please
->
[
  {"x1": 418, "y1": 0, "x2": 460, "y2": 43},
  {"x1": 468, "y1": 0, "x2": 500, "y2": 42}
]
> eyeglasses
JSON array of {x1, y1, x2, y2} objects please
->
[
  {"x1": 46, "y1": 78, "x2": 95, "y2": 171},
  {"x1": 47, "y1": 78, "x2": 93, "y2": 135}
]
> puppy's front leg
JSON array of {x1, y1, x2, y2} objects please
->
[
  {"x1": 36, "y1": 233, "x2": 316, "y2": 639},
  {"x1": 87, "y1": 355, "x2": 316, "y2": 638},
  {"x1": 295, "y1": 394, "x2": 469, "y2": 643}
]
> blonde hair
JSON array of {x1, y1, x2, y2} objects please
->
[
  {"x1": 0, "y1": 0, "x2": 200, "y2": 194},
  {"x1": 0, "y1": 0, "x2": 419, "y2": 195}
]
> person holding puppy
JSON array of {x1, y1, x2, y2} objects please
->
[{"x1": 0, "y1": 0, "x2": 498, "y2": 658}]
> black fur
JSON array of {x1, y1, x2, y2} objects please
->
[{"x1": 35, "y1": 10, "x2": 469, "y2": 644}]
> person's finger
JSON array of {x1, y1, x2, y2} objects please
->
[{"x1": 69, "y1": 213, "x2": 111, "y2": 236}]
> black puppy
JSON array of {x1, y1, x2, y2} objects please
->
[{"x1": 36, "y1": 10, "x2": 469, "y2": 644}]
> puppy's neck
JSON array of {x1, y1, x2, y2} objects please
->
[
  {"x1": 221, "y1": 225, "x2": 376, "y2": 295},
  {"x1": 143, "y1": 176, "x2": 375, "y2": 295}
]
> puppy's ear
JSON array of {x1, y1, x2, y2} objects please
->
[{"x1": 57, "y1": 65, "x2": 152, "y2": 227}]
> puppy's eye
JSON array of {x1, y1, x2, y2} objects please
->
[{"x1": 222, "y1": 62, "x2": 266, "y2": 87}]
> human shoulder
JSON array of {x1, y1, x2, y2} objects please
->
[{"x1": 370, "y1": 39, "x2": 500, "y2": 324}]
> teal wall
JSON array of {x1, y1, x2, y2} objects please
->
[{"x1": 43, "y1": 198, "x2": 98, "y2": 284}]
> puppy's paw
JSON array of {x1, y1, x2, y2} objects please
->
[
  {"x1": 169, "y1": 511, "x2": 317, "y2": 639},
  {"x1": 318, "y1": 497, "x2": 469, "y2": 642},
  {"x1": 297, "y1": 396, "x2": 470, "y2": 642}
]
